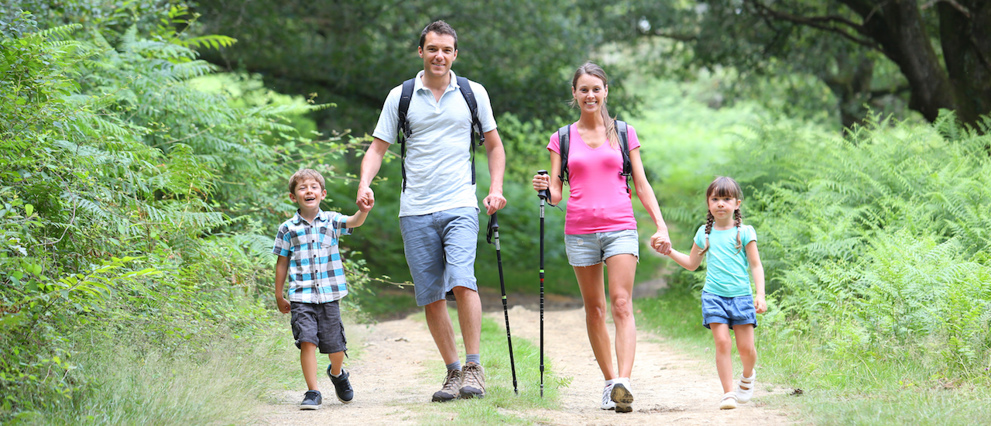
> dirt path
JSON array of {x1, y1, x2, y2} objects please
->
[{"x1": 256, "y1": 285, "x2": 793, "y2": 425}]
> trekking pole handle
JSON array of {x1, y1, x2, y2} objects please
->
[
  {"x1": 537, "y1": 170, "x2": 550, "y2": 201},
  {"x1": 486, "y1": 212, "x2": 499, "y2": 244}
]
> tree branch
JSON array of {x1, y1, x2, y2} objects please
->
[{"x1": 749, "y1": 1, "x2": 881, "y2": 50}]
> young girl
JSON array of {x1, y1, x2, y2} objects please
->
[{"x1": 660, "y1": 176, "x2": 766, "y2": 410}]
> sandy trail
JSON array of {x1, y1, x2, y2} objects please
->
[{"x1": 256, "y1": 287, "x2": 792, "y2": 425}]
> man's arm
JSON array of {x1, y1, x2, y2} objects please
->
[
  {"x1": 481, "y1": 128, "x2": 506, "y2": 215},
  {"x1": 356, "y1": 138, "x2": 390, "y2": 209}
]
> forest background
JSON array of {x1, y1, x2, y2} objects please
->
[{"x1": 2, "y1": 0, "x2": 990, "y2": 424}]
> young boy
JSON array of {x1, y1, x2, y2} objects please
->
[{"x1": 273, "y1": 168, "x2": 372, "y2": 410}]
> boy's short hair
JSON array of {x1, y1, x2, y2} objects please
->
[{"x1": 288, "y1": 169, "x2": 326, "y2": 194}]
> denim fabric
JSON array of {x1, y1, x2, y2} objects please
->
[
  {"x1": 400, "y1": 207, "x2": 479, "y2": 306},
  {"x1": 701, "y1": 291, "x2": 758, "y2": 329},
  {"x1": 563, "y1": 229, "x2": 640, "y2": 267}
]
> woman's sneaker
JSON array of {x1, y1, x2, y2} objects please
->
[
  {"x1": 610, "y1": 382, "x2": 634, "y2": 413},
  {"x1": 300, "y1": 390, "x2": 322, "y2": 410},
  {"x1": 601, "y1": 383, "x2": 616, "y2": 410},
  {"x1": 328, "y1": 366, "x2": 354, "y2": 403},
  {"x1": 719, "y1": 391, "x2": 738, "y2": 410},
  {"x1": 736, "y1": 369, "x2": 755, "y2": 403}
]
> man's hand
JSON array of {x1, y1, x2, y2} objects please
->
[
  {"x1": 276, "y1": 296, "x2": 290, "y2": 314},
  {"x1": 483, "y1": 192, "x2": 506, "y2": 215}
]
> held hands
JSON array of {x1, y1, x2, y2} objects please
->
[
  {"x1": 356, "y1": 186, "x2": 375, "y2": 211},
  {"x1": 649, "y1": 229, "x2": 672, "y2": 255}
]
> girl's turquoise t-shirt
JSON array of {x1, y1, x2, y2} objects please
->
[{"x1": 693, "y1": 224, "x2": 757, "y2": 297}]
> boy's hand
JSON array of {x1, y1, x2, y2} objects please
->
[
  {"x1": 357, "y1": 197, "x2": 373, "y2": 212},
  {"x1": 755, "y1": 294, "x2": 767, "y2": 314},
  {"x1": 356, "y1": 186, "x2": 374, "y2": 210},
  {"x1": 276, "y1": 296, "x2": 290, "y2": 314}
]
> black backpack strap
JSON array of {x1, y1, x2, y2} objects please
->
[
  {"x1": 557, "y1": 124, "x2": 571, "y2": 184},
  {"x1": 397, "y1": 78, "x2": 416, "y2": 192},
  {"x1": 616, "y1": 120, "x2": 632, "y2": 194},
  {"x1": 457, "y1": 76, "x2": 484, "y2": 185}
]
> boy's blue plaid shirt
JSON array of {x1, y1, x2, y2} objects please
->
[{"x1": 273, "y1": 210, "x2": 352, "y2": 303}]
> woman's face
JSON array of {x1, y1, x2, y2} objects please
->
[{"x1": 572, "y1": 73, "x2": 608, "y2": 115}]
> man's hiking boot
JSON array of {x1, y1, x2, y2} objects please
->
[
  {"x1": 459, "y1": 362, "x2": 486, "y2": 399},
  {"x1": 300, "y1": 390, "x2": 322, "y2": 410},
  {"x1": 611, "y1": 382, "x2": 633, "y2": 413},
  {"x1": 432, "y1": 368, "x2": 462, "y2": 402},
  {"x1": 328, "y1": 366, "x2": 354, "y2": 403}
]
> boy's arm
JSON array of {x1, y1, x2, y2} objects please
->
[
  {"x1": 745, "y1": 241, "x2": 766, "y2": 313},
  {"x1": 274, "y1": 255, "x2": 291, "y2": 314},
  {"x1": 348, "y1": 209, "x2": 369, "y2": 228},
  {"x1": 665, "y1": 243, "x2": 704, "y2": 271}
]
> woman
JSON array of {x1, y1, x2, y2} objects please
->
[{"x1": 532, "y1": 62, "x2": 671, "y2": 413}]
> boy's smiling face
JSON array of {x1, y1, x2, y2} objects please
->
[{"x1": 289, "y1": 178, "x2": 326, "y2": 212}]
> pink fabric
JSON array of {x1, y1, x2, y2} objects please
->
[{"x1": 548, "y1": 123, "x2": 641, "y2": 235}]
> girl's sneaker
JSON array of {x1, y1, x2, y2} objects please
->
[
  {"x1": 719, "y1": 391, "x2": 738, "y2": 410},
  {"x1": 736, "y1": 369, "x2": 756, "y2": 403},
  {"x1": 601, "y1": 383, "x2": 616, "y2": 410},
  {"x1": 610, "y1": 382, "x2": 634, "y2": 413}
]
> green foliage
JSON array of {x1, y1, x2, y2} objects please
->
[
  {"x1": 0, "y1": 3, "x2": 369, "y2": 421},
  {"x1": 712, "y1": 112, "x2": 991, "y2": 378}
]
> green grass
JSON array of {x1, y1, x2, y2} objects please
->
[
  {"x1": 27, "y1": 318, "x2": 297, "y2": 425},
  {"x1": 637, "y1": 286, "x2": 991, "y2": 425}
]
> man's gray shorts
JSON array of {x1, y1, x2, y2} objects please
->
[
  {"x1": 290, "y1": 300, "x2": 347, "y2": 354},
  {"x1": 399, "y1": 207, "x2": 479, "y2": 306}
]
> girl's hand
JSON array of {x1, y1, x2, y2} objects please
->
[
  {"x1": 532, "y1": 173, "x2": 550, "y2": 193},
  {"x1": 650, "y1": 229, "x2": 671, "y2": 255},
  {"x1": 755, "y1": 294, "x2": 767, "y2": 314}
]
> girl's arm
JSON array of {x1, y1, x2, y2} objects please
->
[
  {"x1": 629, "y1": 148, "x2": 671, "y2": 254},
  {"x1": 666, "y1": 243, "x2": 704, "y2": 271},
  {"x1": 745, "y1": 240, "x2": 766, "y2": 313}
]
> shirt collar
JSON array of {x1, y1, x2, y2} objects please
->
[
  {"x1": 292, "y1": 209, "x2": 327, "y2": 226},
  {"x1": 414, "y1": 70, "x2": 459, "y2": 93}
]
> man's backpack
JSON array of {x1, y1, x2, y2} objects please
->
[
  {"x1": 396, "y1": 76, "x2": 484, "y2": 192},
  {"x1": 557, "y1": 120, "x2": 632, "y2": 194}
]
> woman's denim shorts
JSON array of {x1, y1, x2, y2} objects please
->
[
  {"x1": 701, "y1": 291, "x2": 758, "y2": 329},
  {"x1": 563, "y1": 229, "x2": 639, "y2": 267}
]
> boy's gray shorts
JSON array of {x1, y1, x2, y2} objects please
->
[{"x1": 290, "y1": 300, "x2": 347, "y2": 354}]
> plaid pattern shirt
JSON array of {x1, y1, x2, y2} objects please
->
[{"x1": 273, "y1": 210, "x2": 352, "y2": 303}]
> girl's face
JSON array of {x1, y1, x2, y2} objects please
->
[
  {"x1": 707, "y1": 194, "x2": 741, "y2": 222},
  {"x1": 572, "y1": 74, "x2": 607, "y2": 115}
]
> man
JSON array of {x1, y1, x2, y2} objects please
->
[{"x1": 356, "y1": 20, "x2": 506, "y2": 402}]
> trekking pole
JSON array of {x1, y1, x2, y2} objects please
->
[
  {"x1": 537, "y1": 169, "x2": 550, "y2": 398},
  {"x1": 487, "y1": 212, "x2": 519, "y2": 395}
]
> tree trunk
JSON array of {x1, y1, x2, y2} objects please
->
[
  {"x1": 938, "y1": 1, "x2": 991, "y2": 127},
  {"x1": 840, "y1": 0, "x2": 955, "y2": 122}
]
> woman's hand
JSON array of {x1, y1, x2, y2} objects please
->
[{"x1": 532, "y1": 173, "x2": 550, "y2": 193}]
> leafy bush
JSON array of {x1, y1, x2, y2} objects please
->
[{"x1": 715, "y1": 112, "x2": 991, "y2": 378}]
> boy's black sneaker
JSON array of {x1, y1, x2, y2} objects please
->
[
  {"x1": 328, "y1": 366, "x2": 354, "y2": 403},
  {"x1": 300, "y1": 390, "x2": 322, "y2": 410}
]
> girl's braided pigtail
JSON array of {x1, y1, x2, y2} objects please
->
[
  {"x1": 733, "y1": 209, "x2": 743, "y2": 254},
  {"x1": 699, "y1": 211, "x2": 715, "y2": 255}
]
